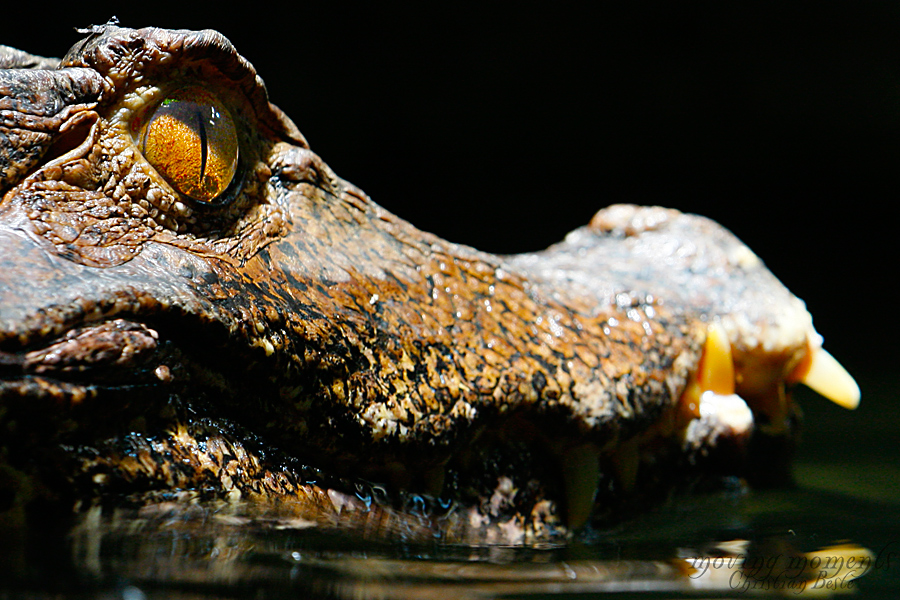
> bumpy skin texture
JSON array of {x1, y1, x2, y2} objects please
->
[{"x1": 0, "y1": 27, "x2": 813, "y2": 542}]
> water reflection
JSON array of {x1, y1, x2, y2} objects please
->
[{"x1": 3, "y1": 482, "x2": 897, "y2": 599}]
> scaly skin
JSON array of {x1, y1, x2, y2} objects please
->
[{"x1": 0, "y1": 26, "x2": 828, "y2": 543}]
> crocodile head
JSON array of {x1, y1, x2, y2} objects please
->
[{"x1": 0, "y1": 26, "x2": 858, "y2": 543}]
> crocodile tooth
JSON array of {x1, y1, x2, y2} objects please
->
[
  {"x1": 678, "y1": 322, "x2": 735, "y2": 420},
  {"x1": 797, "y1": 346, "x2": 860, "y2": 410},
  {"x1": 560, "y1": 443, "x2": 601, "y2": 530},
  {"x1": 611, "y1": 437, "x2": 640, "y2": 492},
  {"x1": 698, "y1": 322, "x2": 735, "y2": 395}
]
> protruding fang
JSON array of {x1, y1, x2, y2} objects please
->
[
  {"x1": 797, "y1": 346, "x2": 860, "y2": 410},
  {"x1": 560, "y1": 443, "x2": 600, "y2": 530},
  {"x1": 611, "y1": 437, "x2": 640, "y2": 492},
  {"x1": 699, "y1": 322, "x2": 734, "y2": 395},
  {"x1": 677, "y1": 322, "x2": 736, "y2": 422}
]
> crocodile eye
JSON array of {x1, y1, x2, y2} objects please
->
[{"x1": 140, "y1": 87, "x2": 239, "y2": 204}]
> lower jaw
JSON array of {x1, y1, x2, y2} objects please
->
[
  {"x1": 10, "y1": 438, "x2": 566, "y2": 546},
  {"x1": 0, "y1": 381, "x2": 792, "y2": 545},
  {"x1": 1, "y1": 424, "x2": 769, "y2": 548},
  {"x1": 0, "y1": 399, "x2": 570, "y2": 544}
]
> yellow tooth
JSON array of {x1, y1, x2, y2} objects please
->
[
  {"x1": 611, "y1": 436, "x2": 640, "y2": 493},
  {"x1": 799, "y1": 347, "x2": 860, "y2": 410},
  {"x1": 560, "y1": 443, "x2": 600, "y2": 530},
  {"x1": 699, "y1": 322, "x2": 735, "y2": 396}
]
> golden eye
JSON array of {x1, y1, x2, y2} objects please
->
[{"x1": 140, "y1": 87, "x2": 239, "y2": 203}]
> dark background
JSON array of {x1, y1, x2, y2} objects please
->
[{"x1": 2, "y1": 3, "x2": 894, "y2": 376}]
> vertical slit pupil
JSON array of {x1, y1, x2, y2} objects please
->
[
  {"x1": 138, "y1": 86, "x2": 238, "y2": 203},
  {"x1": 197, "y1": 108, "x2": 208, "y2": 184}
]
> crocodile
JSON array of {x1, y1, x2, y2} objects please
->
[{"x1": 0, "y1": 26, "x2": 859, "y2": 543}]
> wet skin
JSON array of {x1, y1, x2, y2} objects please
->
[{"x1": 0, "y1": 27, "x2": 857, "y2": 543}]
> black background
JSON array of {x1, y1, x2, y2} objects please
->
[{"x1": 3, "y1": 3, "x2": 895, "y2": 375}]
